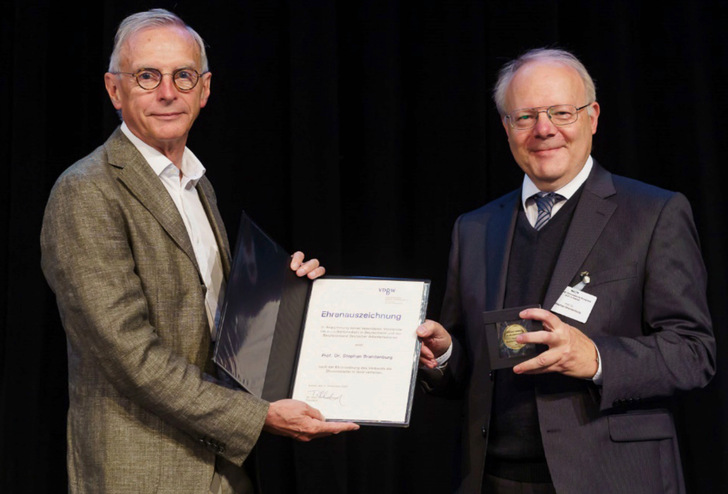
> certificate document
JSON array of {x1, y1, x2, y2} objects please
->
[{"x1": 291, "y1": 277, "x2": 429, "y2": 426}]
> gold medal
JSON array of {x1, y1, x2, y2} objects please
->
[{"x1": 502, "y1": 323, "x2": 526, "y2": 350}]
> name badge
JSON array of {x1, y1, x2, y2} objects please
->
[{"x1": 551, "y1": 272, "x2": 596, "y2": 323}]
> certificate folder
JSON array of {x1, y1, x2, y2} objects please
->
[
  {"x1": 214, "y1": 211, "x2": 429, "y2": 426},
  {"x1": 213, "y1": 211, "x2": 309, "y2": 401}
]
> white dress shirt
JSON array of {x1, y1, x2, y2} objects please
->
[{"x1": 121, "y1": 123, "x2": 225, "y2": 339}]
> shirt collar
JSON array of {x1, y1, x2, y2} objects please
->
[
  {"x1": 120, "y1": 122, "x2": 206, "y2": 185},
  {"x1": 521, "y1": 155, "x2": 593, "y2": 207}
]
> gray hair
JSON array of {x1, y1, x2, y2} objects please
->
[
  {"x1": 492, "y1": 48, "x2": 596, "y2": 115},
  {"x1": 108, "y1": 8, "x2": 208, "y2": 72}
]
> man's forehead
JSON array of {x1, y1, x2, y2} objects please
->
[
  {"x1": 506, "y1": 61, "x2": 585, "y2": 108},
  {"x1": 119, "y1": 25, "x2": 201, "y2": 69}
]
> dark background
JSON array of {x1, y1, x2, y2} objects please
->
[{"x1": 2, "y1": 1, "x2": 727, "y2": 492}]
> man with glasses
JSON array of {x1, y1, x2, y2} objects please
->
[
  {"x1": 418, "y1": 48, "x2": 715, "y2": 493},
  {"x1": 41, "y1": 9, "x2": 357, "y2": 494}
]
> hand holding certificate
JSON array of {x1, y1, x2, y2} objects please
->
[{"x1": 263, "y1": 398, "x2": 359, "y2": 441}]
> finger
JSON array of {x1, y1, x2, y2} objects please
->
[
  {"x1": 419, "y1": 344, "x2": 435, "y2": 360},
  {"x1": 296, "y1": 258, "x2": 319, "y2": 276},
  {"x1": 416, "y1": 323, "x2": 432, "y2": 338},
  {"x1": 513, "y1": 350, "x2": 558, "y2": 374},
  {"x1": 419, "y1": 354, "x2": 438, "y2": 368},
  {"x1": 290, "y1": 251, "x2": 305, "y2": 270},
  {"x1": 519, "y1": 308, "x2": 561, "y2": 330},
  {"x1": 417, "y1": 320, "x2": 443, "y2": 338},
  {"x1": 306, "y1": 265, "x2": 326, "y2": 279},
  {"x1": 306, "y1": 421, "x2": 360, "y2": 440},
  {"x1": 294, "y1": 433, "x2": 312, "y2": 442},
  {"x1": 516, "y1": 330, "x2": 553, "y2": 346},
  {"x1": 303, "y1": 403, "x2": 325, "y2": 421},
  {"x1": 420, "y1": 358, "x2": 438, "y2": 369},
  {"x1": 295, "y1": 420, "x2": 360, "y2": 441},
  {"x1": 322, "y1": 421, "x2": 360, "y2": 434}
]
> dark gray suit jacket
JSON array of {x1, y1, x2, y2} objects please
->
[{"x1": 430, "y1": 162, "x2": 715, "y2": 493}]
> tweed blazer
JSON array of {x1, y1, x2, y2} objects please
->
[{"x1": 41, "y1": 128, "x2": 269, "y2": 494}]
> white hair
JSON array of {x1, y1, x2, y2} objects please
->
[
  {"x1": 493, "y1": 48, "x2": 596, "y2": 115},
  {"x1": 108, "y1": 8, "x2": 208, "y2": 72}
]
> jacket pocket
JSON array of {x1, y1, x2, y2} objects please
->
[
  {"x1": 584, "y1": 263, "x2": 640, "y2": 288},
  {"x1": 608, "y1": 410, "x2": 674, "y2": 442}
]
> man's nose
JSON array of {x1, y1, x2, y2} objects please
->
[
  {"x1": 156, "y1": 74, "x2": 178, "y2": 99},
  {"x1": 532, "y1": 111, "x2": 557, "y2": 135}
]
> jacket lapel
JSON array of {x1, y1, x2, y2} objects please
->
[
  {"x1": 485, "y1": 190, "x2": 520, "y2": 311},
  {"x1": 543, "y1": 161, "x2": 617, "y2": 309},
  {"x1": 105, "y1": 128, "x2": 201, "y2": 277},
  {"x1": 197, "y1": 177, "x2": 232, "y2": 279}
]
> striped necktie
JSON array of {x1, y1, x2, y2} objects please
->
[{"x1": 533, "y1": 192, "x2": 565, "y2": 230}]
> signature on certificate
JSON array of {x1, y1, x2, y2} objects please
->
[{"x1": 306, "y1": 388, "x2": 345, "y2": 406}]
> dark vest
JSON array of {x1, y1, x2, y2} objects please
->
[{"x1": 484, "y1": 186, "x2": 583, "y2": 483}]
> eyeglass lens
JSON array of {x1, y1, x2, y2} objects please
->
[
  {"x1": 509, "y1": 105, "x2": 580, "y2": 129},
  {"x1": 135, "y1": 68, "x2": 200, "y2": 90}
]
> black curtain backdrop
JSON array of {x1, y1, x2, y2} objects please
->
[{"x1": 2, "y1": 1, "x2": 727, "y2": 492}]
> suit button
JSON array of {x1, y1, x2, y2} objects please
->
[
  {"x1": 489, "y1": 371, "x2": 494, "y2": 381},
  {"x1": 481, "y1": 425, "x2": 488, "y2": 438}
]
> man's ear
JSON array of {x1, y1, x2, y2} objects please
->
[
  {"x1": 104, "y1": 73, "x2": 123, "y2": 110},
  {"x1": 199, "y1": 71, "x2": 212, "y2": 109},
  {"x1": 589, "y1": 101, "x2": 600, "y2": 135},
  {"x1": 502, "y1": 115, "x2": 512, "y2": 138}
]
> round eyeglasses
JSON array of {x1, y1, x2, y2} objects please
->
[
  {"x1": 112, "y1": 67, "x2": 206, "y2": 91},
  {"x1": 504, "y1": 103, "x2": 592, "y2": 130}
]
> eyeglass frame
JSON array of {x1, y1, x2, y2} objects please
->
[
  {"x1": 503, "y1": 103, "x2": 593, "y2": 130},
  {"x1": 110, "y1": 67, "x2": 208, "y2": 92}
]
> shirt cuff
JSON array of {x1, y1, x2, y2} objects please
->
[
  {"x1": 591, "y1": 344, "x2": 603, "y2": 385},
  {"x1": 435, "y1": 342, "x2": 453, "y2": 368}
]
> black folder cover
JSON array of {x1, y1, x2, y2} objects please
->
[{"x1": 213, "y1": 211, "x2": 309, "y2": 401}]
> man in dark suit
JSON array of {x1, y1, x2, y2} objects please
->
[
  {"x1": 41, "y1": 9, "x2": 357, "y2": 494},
  {"x1": 417, "y1": 48, "x2": 715, "y2": 494}
]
